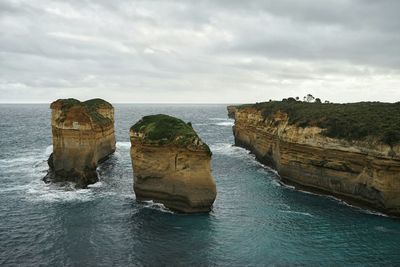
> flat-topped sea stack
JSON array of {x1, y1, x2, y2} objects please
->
[
  {"x1": 231, "y1": 100, "x2": 400, "y2": 215},
  {"x1": 130, "y1": 114, "x2": 217, "y2": 213},
  {"x1": 45, "y1": 98, "x2": 116, "y2": 187}
]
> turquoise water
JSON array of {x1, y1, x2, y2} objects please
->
[{"x1": 0, "y1": 104, "x2": 399, "y2": 266}]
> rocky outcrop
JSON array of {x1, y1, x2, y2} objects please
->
[
  {"x1": 45, "y1": 98, "x2": 116, "y2": 187},
  {"x1": 227, "y1": 105, "x2": 237, "y2": 119},
  {"x1": 130, "y1": 114, "x2": 217, "y2": 213},
  {"x1": 232, "y1": 106, "x2": 400, "y2": 216}
]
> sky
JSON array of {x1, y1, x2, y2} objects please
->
[{"x1": 1, "y1": 0, "x2": 399, "y2": 103}]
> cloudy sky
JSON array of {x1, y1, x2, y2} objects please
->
[{"x1": 1, "y1": 0, "x2": 399, "y2": 103}]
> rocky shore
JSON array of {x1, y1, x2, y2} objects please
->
[
  {"x1": 45, "y1": 98, "x2": 116, "y2": 187},
  {"x1": 130, "y1": 114, "x2": 217, "y2": 213},
  {"x1": 229, "y1": 101, "x2": 400, "y2": 215}
]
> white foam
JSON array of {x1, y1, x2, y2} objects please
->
[
  {"x1": 142, "y1": 200, "x2": 175, "y2": 214},
  {"x1": 0, "y1": 184, "x2": 31, "y2": 193},
  {"x1": 45, "y1": 145, "x2": 53, "y2": 156},
  {"x1": 278, "y1": 181, "x2": 391, "y2": 218},
  {"x1": 116, "y1": 142, "x2": 131, "y2": 149},
  {"x1": 324, "y1": 195, "x2": 390, "y2": 217},
  {"x1": 210, "y1": 143, "x2": 247, "y2": 156},
  {"x1": 0, "y1": 155, "x2": 38, "y2": 165},
  {"x1": 279, "y1": 210, "x2": 314, "y2": 217},
  {"x1": 270, "y1": 179, "x2": 282, "y2": 187},
  {"x1": 214, "y1": 121, "x2": 234, "y2": 126},
  {"x1": 24, "y1": 179, "x2": 95, "y2": 203},
  {"x1": 209, "y1": 118, "x2": 230, "y2": 121},
  {"x1": 87, "y1": 181, "x2": 103, "y2": 188}
]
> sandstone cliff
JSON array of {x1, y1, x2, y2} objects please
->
[
  {"x1": 130, "y1": 114, "x2": 217, "y2": 213},
  {"x1": 45, "y1": 98, "x2": 116, "y2": 187},
  {"x1": 227, "y1": 105, "x2": 237, "y2": 119},
  {"x1": 231, "y1": 103, "x2": 400, "y2": 216}
]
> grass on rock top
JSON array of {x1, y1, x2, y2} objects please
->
[
  {"x1": 237, "y1": 100, "x2": 400, "y2": 147},
  {"x1": 131, "y1": 114, "x2": 211, "y2": 152},
  {"x1": 51, "y1": 98, "x2": 113, "y2": 126}
]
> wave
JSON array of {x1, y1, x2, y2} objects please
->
[
  {"x1": 87, "y1": 181, "x2": 103, "y2": 188},
  {"x1": 45, "y1": 145, "x2": 53, "y2": 156},
  {"x1": 279, "y1": 210, "x2": 314, "y2": 217},
  {"x1": 141, "y1": 200, "x2": 174, "y2": 214},
  {"x1": 324, "y1": 195, "x2": 390, "y2": 218},
  {"x1": 270, "y1": 179, "x2": 282, "y2": 187},
  {"x1": 279, "y1": 180, "x2": 391, "y2": 218},
  {"x1": 213, "y1": 121, "x2": 234, "y2": 126},
  {"x1": 209, "y1": 143, "x2": 246, "y2": 156},
  {"x1": 25, "y1": 180, "x2": 95, "y2": 203},
  {"x1": 0, "y1": 155, "x2": 39, "y2": 166},
  {"x1": 116, "y1": 142, "x2": 131, "y2": 149},
  {"x1": 209, "y1": 118, "x2": 230, "y2": 121}
]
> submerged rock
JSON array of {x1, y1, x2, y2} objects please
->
[
  {"x1": 130, "y1": 114, "x2": 217, "y2": 213},
  {"x1": 44, "y1": 98, "x2": 116, "y2": 187}
]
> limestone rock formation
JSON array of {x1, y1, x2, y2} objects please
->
[
  {"x1": 130, "y1": 114, "x2": 217, "y2": 213},
  {"x1": 227, "y1": 105, "x2": 237, "y2": 119},
  {"x1": 232, "y1": 103, "x2": 400, "y2": 216},
  {"x1": 45, "y1": 98, "x2": 116, "y2": 187}
]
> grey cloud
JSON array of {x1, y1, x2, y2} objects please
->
[{"x1": 0, "y1": 0, "x2": 399, "y2": 103}]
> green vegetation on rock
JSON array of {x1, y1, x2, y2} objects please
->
[
  {"x1": 131, "y1": 114, "x2": 211, "y2": 153},
  {"x1": 237, "y1": 100, "x2": 400, "y2": 146},
  {"x1": 51, "y1": 98, "x2": 113, "y2": 126}
]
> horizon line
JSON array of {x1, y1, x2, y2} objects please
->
[{"x1": 0, "y1": 102, "x2": 242, "y2": 105}]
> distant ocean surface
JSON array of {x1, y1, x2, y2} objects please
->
[{"x1": 0, "y1": 104, "x2": 399, "y2": 266}]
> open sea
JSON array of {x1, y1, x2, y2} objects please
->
[{"x1": 0, "y1": 104, "x2": 399, "y2": 266}]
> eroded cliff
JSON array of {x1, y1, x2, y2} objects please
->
[
  {"x1": 130, "y1": 114, "x2": 217, "y2": 213},
  {"x1": 45, "y1": 98, "x2": 116, "y2": 187},
  {"x1": 227, "y1": 105, "x2": 237, "y2": 119},
  {"x1": 231, "y1": 102, "x2": 400, "y2": 215}
]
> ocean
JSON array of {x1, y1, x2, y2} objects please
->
[{"x1": 0, "y1": 104, "x2": 399, "y2": 266}]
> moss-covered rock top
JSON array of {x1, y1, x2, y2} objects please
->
[
  {"x1": 235, "y1": 100, "x2": 400, "y2": 147},
  {"x1": 130, "y1": 114, "x2": 211, "y2": 154},
  {"x1": 50, "y1": 98, "x2": 113, "y2": 126}
]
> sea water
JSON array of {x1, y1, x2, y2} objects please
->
[{"x1": 0, "y1": 104, "x2": 399, "y2": 266}]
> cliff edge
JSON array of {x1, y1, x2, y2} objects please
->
[
  {"x1": 45, "y1": 98, "x2": 116, "y2": 187},
  {"x1": 230, "y1": 101, "x2": 400, "y2": 215},
  {"x1": 130, "y1": 114, "x2": 217, "y2": 213}
]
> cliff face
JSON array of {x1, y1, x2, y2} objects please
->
[
  {"x1": 46, "y1": 98, "x2": 116, "y2": 187},
  {"x1": 232, "y1": 107, "x2": 400, "y2": 215},
  {"x1": 130, "y1": 114, "x2": 217, "y2": 213},
  {"x1": 227, "y1": 105, "x2": 237, "y2": 119}
]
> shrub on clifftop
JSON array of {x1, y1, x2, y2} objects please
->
[
  {"x1": 130, "y1": 114, "x2": 211, "y2": 154},
  {"x1": 237, "y1": 100, "x2": 400, "y2": 146}
]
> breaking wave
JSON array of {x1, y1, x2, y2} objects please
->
[
  {"x1": 213, "y1": 121, "x2": 234, "y2": 126},
  {"x1": 141, "y1": 200, "x2": 174, "y2": 214},
  {"x1": 117, "y1": 142, "x2": 131, "y2": 149}
]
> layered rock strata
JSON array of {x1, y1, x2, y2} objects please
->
[
  {"x1": 231, "y1": 106, "x2": 400, "y2": 215},
  {"x1": 45, "y1": 98, "x2": 116, "y2": 187},
  {"x1": 130, "y1": 114, "x2": 217, "y2": 213}
]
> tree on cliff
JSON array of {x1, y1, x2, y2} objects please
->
[{"x1": 306, "y1": 94, "x2": 315, "y2": 103}]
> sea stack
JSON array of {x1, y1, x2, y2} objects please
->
[
  {"x1": 45, "y1": 98, "x2": 116, "y2": 187},
  {"x1": 230, "y1": 100, "x2": 400, "y2": 215},
  {"x1": 130, "y1": 114, "x2": 217, "y2": 213}
]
